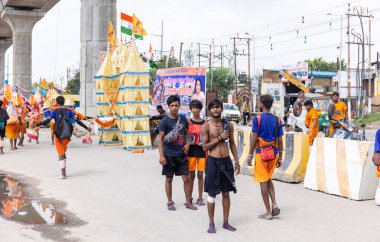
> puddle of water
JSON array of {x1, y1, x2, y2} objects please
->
[{"x1": 0, "y1": 174, "x2": 65, "y2": 225}]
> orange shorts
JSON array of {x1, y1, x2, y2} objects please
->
[
  {"x1": 54, "y1": 137, "x2": 70, "y2": 156},
  {"x1": 188, "y1": 157, "x2": 206, "y2": 172}
]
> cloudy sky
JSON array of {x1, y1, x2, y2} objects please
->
[{"x1": 5, "y1": 0, "x2": 379, "y2": 87}]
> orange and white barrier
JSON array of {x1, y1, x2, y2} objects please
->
[{"x1": 304, "y1": 137, "x2": 378, "y2": 200}]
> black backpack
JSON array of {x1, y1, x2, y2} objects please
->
[{"x1": 54, "y1": 109, "x2": 73, "y2": 139}]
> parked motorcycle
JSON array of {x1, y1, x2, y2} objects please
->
[{"x1": 330, "y1": 120, "x2": 366, "y2": 141}]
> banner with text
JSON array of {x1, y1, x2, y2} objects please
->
[{"x1": 152, "y1": 67, "x2": 207, "y2": 118}]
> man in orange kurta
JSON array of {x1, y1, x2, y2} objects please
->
[
  {"x1": 304, "y1": 100, "x2": 319, "y2": 146},
  {"x1": 329, "y1": 92, "x2": 348, "y2": 137}
]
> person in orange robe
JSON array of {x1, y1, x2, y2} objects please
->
[
  {"x1": 27, "y1": 105, "x2": 43, "y2": 144},
  {"x1": 17, "y1": 105, "x2": 29, "y2": 146},
  {"x1": 329, "y1": 92, "x2": 348, "y2": 137},
  {"x1": 246, "y1": 95, "x2": 284, "y2": 220},
  {"x1": 304, "y1": 100, "x2": 319, "y2": 146},
  {"x1": 6, "y1": 102, "x2": 19, "y2": 150}
]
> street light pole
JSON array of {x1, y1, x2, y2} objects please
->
[{"x1": 326, "y1": 13, "x2": 343, "y2": 92}]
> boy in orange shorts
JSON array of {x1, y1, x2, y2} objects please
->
[{"x1": 187, "y1": 100, "x2": 206, "y2": 206}]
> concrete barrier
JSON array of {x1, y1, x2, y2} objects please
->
[
  {"x1": 272, "y1": 133, "x2": 310, "y2": 183},
  {"x1": 233, "y1": 130, "x2": 254, "y2": 176},
  {"x1": 304, "y1": 137, "x2": 378, "y2": 200}
]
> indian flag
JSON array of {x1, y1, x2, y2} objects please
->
[{"x1": 121, "y1": 12, "x2": 132, "y2": 36}]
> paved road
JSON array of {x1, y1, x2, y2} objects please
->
[{"x1": 0, "y1": 129, "x2": 379, "y2": 242}]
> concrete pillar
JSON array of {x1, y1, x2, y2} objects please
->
[
  {"x1": 79, "y1": 0, "x2": 116, "y2": 116},
  {"x1": 0, "y1": 38, "x2": 12, "y2": 88},
  {"x1": 1, "y1": 9, "x2": 44, "y2": 90}
]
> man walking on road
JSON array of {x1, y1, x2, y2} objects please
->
[
  {"x1": 242, "y1": 98, "x2": 251, "y2": 126},
  {"x1": 35, "y1": 96, "x2": 91, "y2": 179},
  {"x1": 202, "y1": 98, "x2": 240, "y2": 233},
  {"x1": 158, "y1": 95, "x2": 197, "y2": 211},
  {"x1": 246, "y1": 94, "x2": 284, "y2": 220}
]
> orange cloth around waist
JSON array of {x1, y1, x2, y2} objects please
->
[
  {"x1": 54, "y1": 137, "x2": 70, "y2": 156},
  {"x1": 6, "y1": 123, "x2": 20, "y2": 139},
  {"x1": 308, "y1": 130, "x2": 318, "y2": 146},
  {"x1": 376, "y1": 166, "x2": 380, "y2": 178},
  {"x1": 254, "y1": 138, "x2": 278, "y2": 183},
  {"x1": 19, "y1": 123, "x2": 27, "y2": 134}
]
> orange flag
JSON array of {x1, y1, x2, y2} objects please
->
[{"x1": 108, "y1": 21, "x2": 117, "y2": 47}]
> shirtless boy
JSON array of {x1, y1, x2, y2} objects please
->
[{"x1": 202, "y1": 98, "x2": 240, "y2": 233}]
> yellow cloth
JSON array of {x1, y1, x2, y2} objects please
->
[
  {"x1": 132, "y1": 13, "x2": 147, "y2": 36},
  {"x1": 243, "y1": 102, "x2": 251, "y2": 112},
  {"x1": 6, "y1": 123, "x2": 19, "y2": 139},
  {"x1": 305, "y1": 108, "x2": 319, "y2": 146},
  {"x1": 254, "y1": 138, "x2": 278, "y2": 183}
]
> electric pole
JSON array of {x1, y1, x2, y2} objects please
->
[{"x1": 179, "y1": 42, "x2": 183, "y2": 66}]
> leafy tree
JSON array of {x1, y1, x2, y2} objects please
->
[
  {"x1": 304, "y1": 57, "x2": 347, "y2": 71},
  {"x1": 65, "y1": 71, "x2": 80, "y2": 94},
  {"x1": 206, "y1": 67, "x2": 235, "y2": 100}
]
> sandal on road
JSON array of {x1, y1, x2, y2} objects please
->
[
  {"x1": 272, "y1": 207, "x2": 280, "y2": 217},
  {"x1": 167, "y1": 202, "x2": 176, "y2": 211}
]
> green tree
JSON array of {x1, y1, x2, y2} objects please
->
[
  {"x1": 206, "y1": 67, "x2": 235, "y2": 100},
  {"x1": 65, "y1": 71, "x2": 80, "y2": 94},
  {"x1": 304, "y1": 57, "x2": 347, "y2": 71}
]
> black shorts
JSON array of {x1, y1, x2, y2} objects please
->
[
  {"x1": 204, "y1": 156, "x2": 237, "y2": 196},
  {"x1": 0, "y1": 129, "x2": 5, "y2": 138},
  {"x1": 162, "y1": 154, "x2": 189, "y2": 177}
]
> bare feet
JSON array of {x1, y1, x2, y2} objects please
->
[
  {"x1": 258, "y1": 213, "x2": 273, "y2": 220},
  {"x1": 223, "y1": 222, "x2": 237, "y2": 231},
  {"x1": 207, "y1": 223, "x2": 216, "y2": 233}
]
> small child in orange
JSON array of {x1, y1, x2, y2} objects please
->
[{"x1": 187, "y1": 99, "x2": 206, "y2": 206}]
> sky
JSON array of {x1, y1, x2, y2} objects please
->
[{"x1": 5, "y1": 0, "x2": 380, "y2": 87}]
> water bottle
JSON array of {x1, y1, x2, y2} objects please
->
[{"x1": 223, "y1": 119, "x2": 229, "y2": 143}]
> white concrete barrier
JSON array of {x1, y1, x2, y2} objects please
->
[
  {"x1": 376, "y1": 180, "x2": 380, "y2": 205},
  {"x1": 304, "y1": 137, "x2": 378, "y2": 200}
]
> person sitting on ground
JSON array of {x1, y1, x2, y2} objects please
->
[
  {"x1": 150, "y1": 105, "x2": 166, "y2": 142},
  {"x1": 35, "y1": 96, "x2": 91, "y2": 179},
  {"x1": 304, "y1": 100, "x2": 319, "y2": 146}
]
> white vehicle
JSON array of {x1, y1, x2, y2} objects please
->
[{"x1": 222, "y1": 103, "x2": 241, "y2": 123}]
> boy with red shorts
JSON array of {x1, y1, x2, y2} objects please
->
[{"x1": 188, "y1": 99, "x2": 206, "y2": 206}]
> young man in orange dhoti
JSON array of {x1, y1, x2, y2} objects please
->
[
  {"x1": 304, "y1": 100, "x2": 319, "y2": 146},
  {"x1": 246, "y1": 95, "x2": 284, "y2": 220},
  {"x1": 6, "y1": 102, "x2": 19, "y2": 150},
  {"x1": 35, "y1": 96, "x2": 91, "y2": 179}
]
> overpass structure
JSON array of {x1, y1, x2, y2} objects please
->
[{"x1": 0, "y1": 0, "x2": 59, "y2": 89}]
